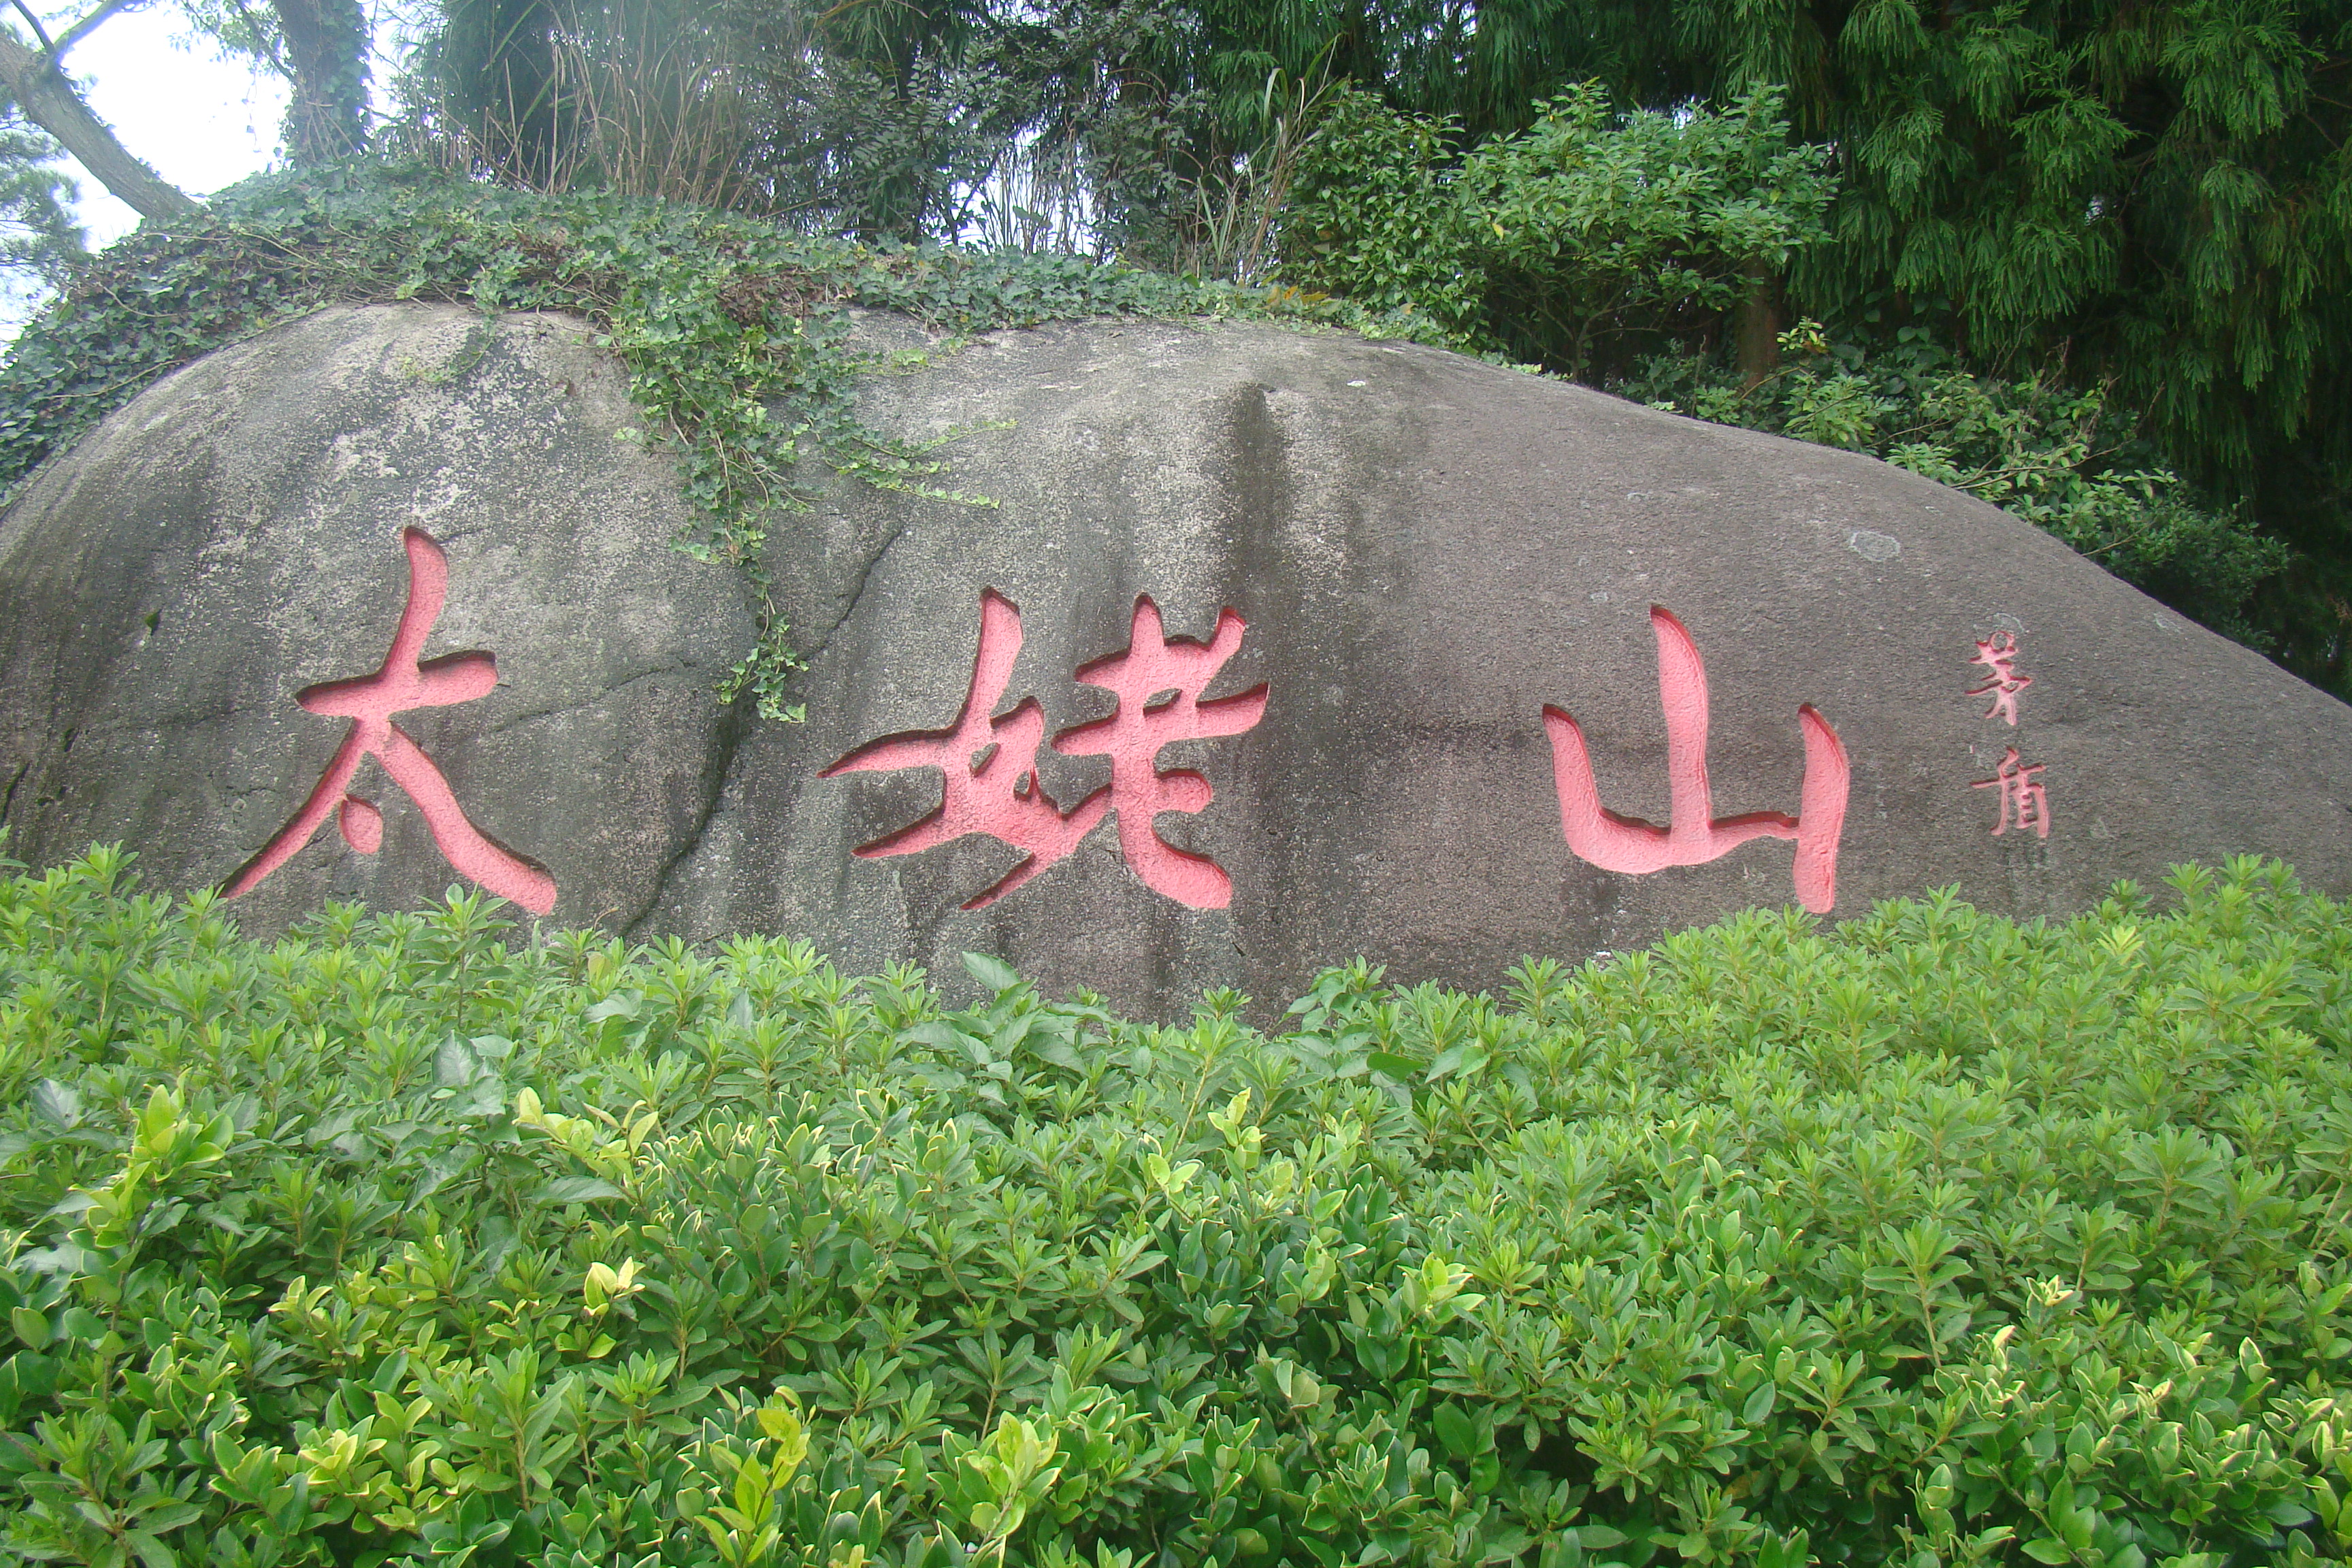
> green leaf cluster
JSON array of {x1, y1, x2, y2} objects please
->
[
  {"x1": 1788, "y1": 0, "x2": 2351, "y2": 472},
  {"x1": 1278, "y1": 84, "x2": 1836, "y2": 376},
  {"x1": 1247, "y1": 87, "x2": 1466, "y2": 320},
  {"x1": 1750, "y1": 0, "x2": 2352, "y2": 688},
  {"x1": 7, "y1": 836, "x2": 2352, "y2": 1564},
  {"x1": 1453, "y1": 85, "x2": 1835, "y2": 376},
  {"x1": 1619, "y1": 324, "x2": 2290, "y2": 642},
  {"x1": 0, "y1": 114, "x2": 83, "y2": 313}
]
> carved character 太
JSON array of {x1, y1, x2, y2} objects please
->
[{"x1": 222, "y1": 527, "x2": 555, "y2": 915}]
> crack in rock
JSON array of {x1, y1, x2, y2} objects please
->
[
  {"x1": 485, "y1": 664, "x2": 690, "y2": 732},
  {"x1": 804, "y1": 513, "x2": 909, "y2": 662},
  {"x1": 621, "y1": 691, "x2": 751, "y2": 939}
]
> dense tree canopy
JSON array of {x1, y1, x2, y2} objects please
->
[{"x1": 1114, "y1": 0, "x2": 2352, "y2": 684}]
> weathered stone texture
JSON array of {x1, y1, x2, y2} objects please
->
[
  {"x1": 646, "y1": 316, "x2": 2352, "y2": 1010},
  {"x1": 0, "y1": 305, "x2": 753, "y2": 932},
  {"x1": 4, "y1": 304, "x2": 2349, "y2": 1015}
]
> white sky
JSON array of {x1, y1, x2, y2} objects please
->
[
  {"x1": 59, "y1": 0, "x2": 293, "y2": 245},
  {"x1": 0, "y1": 1, "x2": 408, "y2": 334}
]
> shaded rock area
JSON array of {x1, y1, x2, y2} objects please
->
[
  {"x1": 5, "y1": 302, "x2": 2350, "y2": 1015},
  {"x1": 0, "y1": 305, "x2": 753, "y2": 933}
]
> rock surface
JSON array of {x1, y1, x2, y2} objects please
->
[
  {"x1": 0, "y1": 305, "x2": 753, "y2": 933},
  {"x1": 5, "y1": 302, "x2": 2351, "y2": 1014}
]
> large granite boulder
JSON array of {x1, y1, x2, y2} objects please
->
[
  {"x1": 5, "y1": 301, "x2": 2350, "y2": 1014},
  {"x1": 0, "y1": 305, "x2": 753, "y2": 933}
]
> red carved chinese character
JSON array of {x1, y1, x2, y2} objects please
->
[
  {"x1": 1052, "y1": 595, "x2": 1269, "y2": 909},
  {"x1": 1966, "y1": 631, "x2": 2033, "y2": 725},
  {"x1": 824, "y1": 591, "x2": 1267, "y2": 910},
  {"x1": 1972, "y1": 747, "x2": 2050, "y2": 838},
  {"x1": 822, "y1": 589, "x2": 1108, "y2": 909},
  {"x1": 1543, "y1": 606, "x2": 1850, "y2": 915},
  {"x1": 223, "y1": 528, "x2": 556, "y2": 915}
]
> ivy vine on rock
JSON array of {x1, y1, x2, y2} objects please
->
[{"x1": 0, "y1": 163, "x2": 1439, "y2": 721}]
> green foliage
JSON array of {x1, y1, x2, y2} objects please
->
[
  {"x1": 1273, "y1": 86, "x2": 1469, "y2": 322},
  {"x1": 0, "y1": 165, "x2": 1431, "y2": 723},
  {"x1": 1678, "y1": 0, "x2": 2352, "y2": 693},
  {"x1": 1280, "y1": 84, "x2": 1836, "y2": 376},
  {"x1": 1786, "y1": 0, "x2": 2352, "y2": 476},
  {"x1": 1621, "y1": 323, "x2": 2291, "y2": 641},
  {"x1": 394, "y1": 0, "x2": 1028, "y2": 240},
  {"x1": 0, "y1": 115, "x2": 82, "y2": 312},
  {"x1": 1018, "y1": 0, "x2": 1666, "y2": 200},
  {"x1": 1452, "y1": 84, "x2": 1835, "y2": 376},
  {"x1": 6, "y1": 838, "x2": 2352, "y2": 1564},
  {"x1": 399, "y1": 0, "x2": 567, "y2": 184}
]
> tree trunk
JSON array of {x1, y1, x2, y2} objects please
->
[
  {"x1": 0, "y1": 31, "x2": 195, "y2": 222},
  {"x1": 1735, "y1": 257, "x2": 1782, "y2": 387},
  {"x1": 271, "y1": 0, "x2": 370, "y2": 164}
]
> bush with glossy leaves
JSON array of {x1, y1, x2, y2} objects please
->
[{"x1": 3, "y1": 836, "x2": 2352, "y2": 1566}]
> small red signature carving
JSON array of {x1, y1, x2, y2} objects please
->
[
  {"x1": 825, "y1": 590, "x2": 1267, "y2": 909},
  {"x1": 1966, "y1": 631, "x2": 2032, "y2": 725},
  {"x1": 1972, "y1": 747, "x2": 2051, "y2": 838},
  {"x1": 223, "y1": 528, "x2": 556, "y2": 915},
  {"x1": 1543, "y1": 606, "x2": 1850, "y2": 914}
]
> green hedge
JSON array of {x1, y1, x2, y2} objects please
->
[{"x1": 3, "y1": 841, "x2": 2352, "y2": 1568}]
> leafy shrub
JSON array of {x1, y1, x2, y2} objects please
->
[
  {"x1": 5, "y1": 837, "x2": 2352, "y2": 1566},
  {"x1": 1274, "y1": 87, "x2": 1470, "y2": 325},
  {"x1": 1279, "y1": 85, "x2": 1836, "y2": 378},
  {"x1": 1450, "y1": 86, "x2": 1834, "y2": 377},
  {"x1": 1618, "y1": 327, "x2": 2291, "y2": 644}
]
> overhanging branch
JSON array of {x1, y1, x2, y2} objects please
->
[
  {"x1": 7, "y1": 1, "x2": 48, "y2": 51},
  {"x1": 46, "y1": 0, "x2": 139, "y2": 63},
  {"x1": 0, "y1": 27, "x2": 197, "y2": 221}
]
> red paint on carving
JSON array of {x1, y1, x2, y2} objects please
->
[
  {"x1": 1972, "y1": 746, "x2": 2050, "y2": 838},
  {"x1": 824, "y1": 590, "x2": 1109, "y2": 909},
  {"x1": 223, "y1": 528, "x2": 557, "y2": 915},
  {"x1": 1051, "y1": 596, "x2": 1269, "y2": 909},
  {"x1": 1543, "y1": 605, "x2": 1850, "y2": 914},
  {"x1": 826, "y1": 590, "x2": 1267, "y2": 911},
  {"x1": 339, "y1": 795, "x2": 384, "y2": 853},
  {"x1": 1791, "y1": 704, "x2": 1850, "y2": 914},
  {"x1": 1966, "y1": 631, "x2": 2032, "y2": 725}
]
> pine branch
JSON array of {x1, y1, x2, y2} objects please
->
[
  {"x1": 44, "y1": 0, "x2": 139, "y2": 65},
  {"x1": 0, "y1": 27, "x2": 196, "y2": 221}
]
